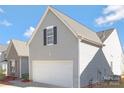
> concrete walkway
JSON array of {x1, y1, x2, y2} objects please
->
[{"x1": 0, "y1": 84, "x2": 20, "y2": 88}]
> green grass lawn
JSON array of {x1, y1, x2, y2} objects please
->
[{"x1": 94, "y1": 82, "x2": 124, "y2": 88}]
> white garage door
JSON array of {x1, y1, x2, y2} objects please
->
[{"x1": 32, "y1": 60, "x2": 73, "y2": 87}]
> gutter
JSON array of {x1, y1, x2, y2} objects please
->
[{"x1": 78, "y1": 35, "x2": 104, "y2": 47}]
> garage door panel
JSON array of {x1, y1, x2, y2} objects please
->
[{"x1": 32, "y1": 60, "x2": 73, "y2": 87}]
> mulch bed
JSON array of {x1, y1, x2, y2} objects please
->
[
  {"x1": 21, "y1": 80, "x2": 32, "y2": 82},
  {"x1": 0, "y1": 81, "x2": 11, "y2": 85},
  {"x1": 83, "y1": 82, "x2": 101, "y2": 88},
  {"x1": 0, "y1": 76, "x2": 32, "y2": 86},
  {"x1": 0, "y1": 76, "x2": 17, "y2": 85}
]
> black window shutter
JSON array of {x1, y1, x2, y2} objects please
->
[
  {"x1": 43, "y1": 28, "x2": 47, "y2": 45},
  {"x1": 53, "y1": 26, "x2": 57, "y2": 44}
]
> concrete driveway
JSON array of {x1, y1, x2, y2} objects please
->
[{"x1": 3, "y1": 80, "x2": 63, "y2": 88}]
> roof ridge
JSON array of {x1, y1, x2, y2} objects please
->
[
  {"x1": 97, "y1": 28, "x2": 115, "y2": 33},
  {"x1": 49, "y1": 6, "x2": 97, "y2": 33},
  {"x1": 27, "y1": 6, "x2": 103, "y2": 47},
  {"x1": 11, "y1": 39, "x2": 28, "y2": 56},
  {"x1": 12, "y1": 39, "x2": 26, "y2": 43},
  {"x1": 49, "y1": 6, "x2": 102, "y2": 46},
  {"x1": 96, "y1": 29, "x2": 115, "y2": 42}
]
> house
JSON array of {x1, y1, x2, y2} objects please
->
[
  {"x1": 121, "y1": 53, "x2": 124, "y2": 74},
  {"x1": 0, "y1": 45, "x2": 8, "y2": 75},
  {"x1": 97, "y1": 29, "x2": 123, "y2": 76},
  {"x1": 28, "y1": 6, "x2": 114, "y2": 88},
  {"x1": 6, "y1": 39, "x2": 29, "y2": 78}
]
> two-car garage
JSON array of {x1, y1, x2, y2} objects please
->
[{"x1": 31, "y1": 60, "x2": 73, "y2": 87}]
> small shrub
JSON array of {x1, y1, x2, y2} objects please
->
[
  {"x1": 0, "y1": 68, "x2": 5, "y2": 80},
  {"x1": 21, "y1": 73, "x2": 29, "y2": 80}
]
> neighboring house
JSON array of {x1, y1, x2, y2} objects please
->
[
  {"x1": 97, "y1": 29, "x2": 123, "y2": 76},
  {"x1": 121, "y1": 53, "x2": 124, "y2": 74},
  {"x1": 6, "y1": 39, "x2": 29, "y2": 78},
  {"x1": 0, "y1": 45, "x2": 8, "y2": 75},
  {"x1": 28, "y1": 6, "x2": 113, "y2": 88}
]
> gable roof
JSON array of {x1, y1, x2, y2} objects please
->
[
  {"x1": 7, "y1": 39, "x2": 28, "y2": 57},
  {"x1": 27, "y1": 6, "x2": 103, "y2": 47},
  {"x1": 96, "y1": 28, "x2": 114, "y2": 42}
]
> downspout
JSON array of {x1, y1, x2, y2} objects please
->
[{"x1": 78, "y1": 39, "x2": 81, "y2": 88}]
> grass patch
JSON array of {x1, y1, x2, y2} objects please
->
[{"x1": 94, "y1": 81, "x2": 124, "y2": 88}]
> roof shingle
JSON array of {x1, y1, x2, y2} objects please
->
[
  {"x1": 97, "y1": 29, "x2": 114, "y2": 42},
  {"x1": 11, "y1": 39, "x2": 28, "y2": 56},
  {"x1": 50, "y1": 7, "x2": 103, "y2": 46}
]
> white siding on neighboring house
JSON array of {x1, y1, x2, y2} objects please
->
[
  {"x1": 121, "y1": 53, "x2": 124, "y2": 74},
  {"x1": 0, "y1": 52, "x2": 2, "y2": 68},
  {"x1": 0, "y1": 46, "x2": 7, "y2": 63},
  {"x1": 0, "y1": 52, "x2": 2, "y2": 62},
  {"x1": 102, "y1": 30, "x2": 123, "y2": 75},
  {"x1": 79, "y1": 41, "x2": 112, "y2": 87},
  {"x1": 79, "y1": 41, "x2": 99, "y2": 75},
  {"x1": 79, "y1": 41, "x2": 98, "y2": 87},
  {"x1": 0, "y1": 45, "x2": 8, "y2": 75}
]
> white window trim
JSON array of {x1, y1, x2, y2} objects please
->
[
  {"x1": 46, "y1": 26, "x2": 54, "y2": 46},
  {"x1": 46, "y1": 25, "x2": 54, "y2": 29}
]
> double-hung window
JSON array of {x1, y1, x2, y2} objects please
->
[
  {"x1": 43, "y1": 26, "x2": 57, "y2": 46},
  {"x1": 46, "y1": 27, "x2": 54, "y2": 45}
]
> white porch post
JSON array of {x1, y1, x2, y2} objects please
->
[
  {"x1": 7, "y1": 60, "x2": 10, "y2": 76},
  {"x1": 28, "y1": 50, "x2": 32, "y2": 80}
]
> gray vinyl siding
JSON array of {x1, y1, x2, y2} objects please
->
[
  {"x1": 7, "y1": 43, "x2": 29, "y2": 78},
  {"x1": 29, "y1": 10, "x2": 79, "y2": 88},
  {"x1": 21, "y1": 57, "x2": 29, "y2": 75},
  {"x1": 7, "y1": 43, "x2": 20, "y2": 77}
]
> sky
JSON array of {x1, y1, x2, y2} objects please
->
[{"x1": 0, "y1": 5, "x2": 124, "y2": 50}]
